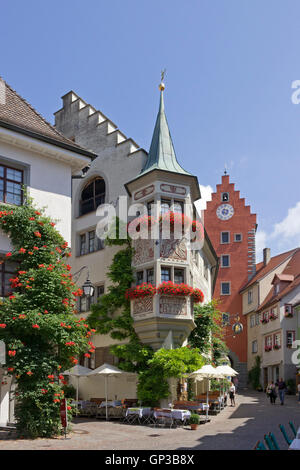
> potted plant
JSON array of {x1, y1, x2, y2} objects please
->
[{"x1": 189, "y1": 413, "x2": 200, "y2": 430}]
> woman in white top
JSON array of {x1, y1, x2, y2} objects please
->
[{"x1": 229, "y1": 382, "x2": 236, "y2": 407}]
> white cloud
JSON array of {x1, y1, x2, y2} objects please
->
[
  {"x1": 256, "y1": 230, "x2": 267, "y2": 262},
  {"x1": 195, "y1": 185, "x2": 213, "y2": 212},
  {"x1": 255, "y1": 201, "x2": 300, "y2": 261},
  {"x1": 272, "y1": 201, "x2": 300, "y2": 241}
]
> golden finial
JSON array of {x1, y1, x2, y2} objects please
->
[{"x1": 159, "y1": 68, "x2": 166, "y2": 91}]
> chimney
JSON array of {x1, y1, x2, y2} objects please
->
[{"x1": 263, "y1": 248, "x2": 271, "y2": 266}]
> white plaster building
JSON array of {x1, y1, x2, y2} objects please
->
[
  {"x1": 55, "y1": 82, "x2": 218, "y2": 403},
  {"x1": 0, "y1": 78, "x2": 94, "y2": 425}
]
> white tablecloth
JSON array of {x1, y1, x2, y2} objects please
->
[
  {"x1": 100, "y1": 400, "x2": 122, "y2": 408},
  {"x1": 154, "y1": 409, "x2": 191, "y2": 421},
  {"x1": 126, "y1": 407, "x2": 152, "y2": 418}
]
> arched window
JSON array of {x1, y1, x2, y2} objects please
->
[{"x1": 80, "y1": 177, "x2": 105, "y2": 216}]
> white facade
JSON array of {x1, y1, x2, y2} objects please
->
[
  {"x1": 0, "y1": 124, "x2": 92, "y2": 425},
  {"x1": 55, "y1": 90, "x2": 217, "y2": 403},
  {"x1": 260, "y1": 285, "x2": 300, "y2": 386}
]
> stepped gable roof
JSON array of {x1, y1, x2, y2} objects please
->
[
  {"x1": 0, "y1": 78, "x2": 95, "y2": 158},
  {"x1": 257, "y1": 248, "x2": 300, "y2": 311},
  {"x1": 240, "y1": 247, "x2": 298, "y2": 293}
]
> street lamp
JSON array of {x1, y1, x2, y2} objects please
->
[
  {"x1": 82, "y1": 277, "x2": 95, "y2": 298},
  {"x1": 72, "y1": 266, "x2": 95, "y2": 298}
]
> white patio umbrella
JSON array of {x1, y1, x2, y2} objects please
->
[
  {"x1": 87, "y1": 363, "x2": 124, "y2": 421},
  {"x1": 216, "y1": 365, "x2": 239, "y2": 377},
  {"x1": 189, "y1": 365, "x2": 224, "y2": 421},
  {"x1": 62, "y1": 364, "x2": 92, "y2": 407},
  {"x1": 215, "y1": 365, "x2": 239, "y2": 399}
]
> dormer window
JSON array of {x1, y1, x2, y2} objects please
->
[{"x1": 274, "y1": 283, "x2": 280, "y2": 295}]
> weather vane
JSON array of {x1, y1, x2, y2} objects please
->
[{"x1": 159, "y1": 69, "x2": 166, "y2": 91}]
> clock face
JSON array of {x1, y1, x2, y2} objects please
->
[{"x1": 216, "y1": 204, "x2": 234, "y2": 220}]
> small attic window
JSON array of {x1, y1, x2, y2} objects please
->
[{"x1": 274, "y1": 283, "x2": 280, "y2": 295}]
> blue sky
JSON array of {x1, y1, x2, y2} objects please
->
[{"x1": 1, "y1": 0, "x2": 300, "y2": 261}]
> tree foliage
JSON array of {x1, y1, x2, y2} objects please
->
[
  {"x1": 189, "y1": 300, "x2": 228, "y2": 364},
  {"x1": 248, "y1": 356, "x2": 261, "y2": 390},
  {"x1": 87, "y1": 227, "x2": 207, "y2": 405},
  {"x1": 0, "y1": 200, "x2": 95, "y2": 438}
]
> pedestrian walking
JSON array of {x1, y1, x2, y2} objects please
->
[
  {"x1": 266, "y1": 381, "x2": 277, "y2": 404},
  {"x1": 229, "y1": 382, "x2": 236, "y2": 407},
  {"x1": 297, "y1": 382, "x2": 300, "y2": 403},
  {"x1": 276, "y1": 378, "x2": 287, "y2": 405},
  {"x1": 233, "y1": 376, "x2": 239, "y2": 393}
]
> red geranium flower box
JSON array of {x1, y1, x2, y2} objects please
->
[{"x1": 125, "y1": 283, "x2": 156, "y2": 300}]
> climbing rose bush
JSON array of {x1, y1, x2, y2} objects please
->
[{"x1": 0, "y1": 202, "x2": 95, "y2": 438}]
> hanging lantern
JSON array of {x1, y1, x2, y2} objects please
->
[{"x1": 82, "y1": 278, "x2": 95, "y2": 298}]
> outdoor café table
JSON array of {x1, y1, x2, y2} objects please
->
[
  {"x1": 125, "y1": 407, "x2": 151, "y2": 425},
  {"x1": 99, "y1": 400, "x2": 121, "y2": 407},
  {"x1": 154, "y1": 408, "x2": 191, "y2": 425}
]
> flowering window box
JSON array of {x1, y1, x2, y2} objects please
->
[
  {"x1": 128, "y1": 215, "x2": 157, "y2": 236},
  {"x1": 157, "y1": 281, "x2": 193, "y2": 297},
  {"x1": 159, "y1": 211, "x2": 204, "y2": 242},
  {"x1": 125, "y1": 283, "x2": 156, "y2": 300},
  {"x1": 191, "y1": 288, "x2": 204, "y2": 304},
  {"x1": 159, "y1": 211, "x2": 191, "y2": 230},
  {"x1": 273, "y1": 344, "x2": 281, "y2": 350},
  {"x1": 269, "y1": 314, "x2": 277, "y2": 321},
  {"x1": 284, "y1": 312, "x2": 293, "y2": 318},
  {"x1": 264, "y1": 346, "x2": 272, "y2": 352},
  {"x1": 261, "y1": 318, "x2": 269, "y2": 324},
  {"x1": 157, "y1": 281, "x2": 204, "y2": 303}
]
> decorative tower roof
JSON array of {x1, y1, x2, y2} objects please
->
[{"x1": 140, "y1": 79, "x2": 191, "y2": 177}]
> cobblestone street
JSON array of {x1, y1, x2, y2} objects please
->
[{"x1": 0, "y1": 390, "x2": 299, "y2": 450}]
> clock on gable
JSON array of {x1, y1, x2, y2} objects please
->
[{"x1": 216, "y1": 204, "x2": 234, "y2": 220}]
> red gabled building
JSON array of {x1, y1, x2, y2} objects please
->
[{"x1": 204, "y1": 173, "x2": 257, "y2": 386}]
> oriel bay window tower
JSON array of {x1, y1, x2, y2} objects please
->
[{"x1": 125, "y1": 80, "x2": 218, "y2": 350}]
